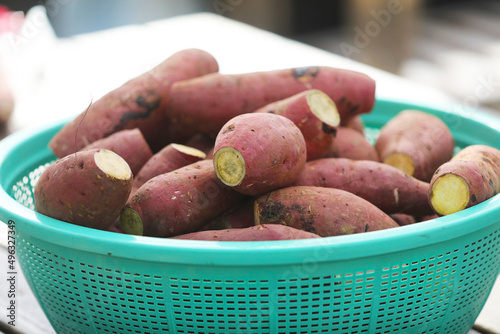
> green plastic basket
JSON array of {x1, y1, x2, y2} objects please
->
[{"x1": 1, "y1": 99, "x2": 500, "y2": 334}]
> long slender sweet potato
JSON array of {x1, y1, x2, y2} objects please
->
[
  {"x1": 375, "y1": 109, "x2": 455, "y2": 182},
  {"x1": 213, "y1": 113, "x2": 307, "y2": 196},
  {"x1": 81, "y1": 128, "x2": 152, "y2": 175},
  {"x1": 293, "y1": 158, "x2": 433, "y2": 216},
  {"x1": 164, "y1": 66, "x2": 375, "y2": 141},
  {"x1": 428, "y1": 145, "x2": 500, "y2": 215},
  {"x1": 34, "y1": 149, "x2": 132, "y2": 230},
  {"x1": 49, "y1": 48, "x2": 219, "y2": 157},
  {"x1": 325, "y1": 127, "x2": 379, "y2": 161},
  {"x1": 132, "y1": 143, "x2": 206, "y2": 190},
  {"x1": 255, "y1": 186, "x2": 398, "y2": 237},
  {"x1": 120, "y1": 160, "x2": 245, "y2": 237},
  {"x1": 254, "y1": 89, "x2": 340, "y2": 160},
  {"x1": 172, "y1": 224, "x2": 320, "y2": 241}
]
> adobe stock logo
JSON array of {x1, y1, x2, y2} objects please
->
[{"x1": 340, "y1": 0, "x2": 405, "y2": 58}]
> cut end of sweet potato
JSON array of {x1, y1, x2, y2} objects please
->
[
  {"x1": 94, "y1": 149, "x2": 132, "y2": 180},
  {"x1": 430, "y1": 174, "x2": 469, "y2": 215},
  {"x1": 306, "y1": 89, "x2": 340, "y2": 127},
  {"x1": 384, "y1": 153, "x2": 415, "y2": 176},
  {"x1": 171, "y1": 143, "x2": 207, "y2": 159},
  {"x1": 120, "y1": 207, "x2": 144, "y2": 236},
  {"x1": 214, "y1": 147, "x2": 245, "y2": 186}
]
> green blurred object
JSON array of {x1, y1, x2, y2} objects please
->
[{"x1": 0, "y1": 99, "x2": 499, "y2": 334}]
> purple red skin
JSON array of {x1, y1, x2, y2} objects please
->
[
  {"x1": 82, "y1": 128, "x2": 152, "y2": 175},
  {"x1": 325, "y1": 127, "x2": 379, "y2": 161},
  {"x1": 390, "y1": 213, "x2": 417, "y2": 226},
  {"x1": 185, "y1": 133, "x2": 215, "y2": 155},
  {"x1": 165, "y1": 66, "x2": 376, "y2": 140},
  {"x1": 254, "y1": 90, "x2": 337, "y2": 161},
  {"x1": 126, "y1": 160, "x2": 245, "y2": 237},
  {"x1": 255, "y1": 186, "x2": 399, "y2": 237},
  {"x1": 172, "y1": 224, "x2": 321, "y2": 241},
  {"x1": 34, "y1": 149, "x2": 132, "y2": 230},
  {"x1": 293, "y1": 158, "x2": 433, "y2": 216},
  {"x1": 429, "y1": 145, "x2": 500, "y2": 214},
  {"x1": 200, "y1": 199, "x2": 255, "y2": 230},
  {"x1": 341, "y1": 115, "x2": 365, "y2": 134},
  {"x1": 375, "y1": 110, "x2": 455, "y2": 182},
  {"x1": 133, "y1": 143, "x2": 205, "y2": 190},
  {"x1": 214, "y1": 113, "x2": 307, "y2": 196},
  {"x1": 49, "y1": 48, "x2": 219, "y2": 157}
]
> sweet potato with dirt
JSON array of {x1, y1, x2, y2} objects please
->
[
  {"x1": 293, "y1": 158, "x2": 433, "y2": 216},
  {"x1": 254, "y1": 89, "x2": 340, "y2": 160},
  {"x1": 164, "y1": 66, "x2": 375, "y2": 141},
  {"x1": 213, "y1": 113, "x2": 307, "y2": 196},
  {"x1": 326, "y1": 127, "x2": 379, "y2": 161},
  {"x1": 49, "y1": 48, "x2": 219, "y2": 157},
  {"x1": 120, "y1": 160, "x2": 245, "y2": 237},
  {"x1": 375, "y1": 109, "x2": 455, "y2": 182},
  {"x1": 81, "y1": 128, "x2": 152, "y2": 175},
  {"x1": 428, "y1": 145, "x2": 500, "y2": 216},
  {"x1": 133, "y1": 143, "x2": 206, "y2": 190},
  {"x1": 172, "y1": 224, "x2": 320, "y2": 241},
  {"x1": 34, "y1": 149, "x2": 132, "y2": 230},
  {"x1": 201, "y1": 199, "x2": 255, "y2": 230},
  {"x1": 255, "y1": 186, "x2": 398, "y2": 237}
]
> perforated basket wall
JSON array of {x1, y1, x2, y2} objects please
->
[{"x1": 1, "y1": 99, "x2": 500, "y2": 334}]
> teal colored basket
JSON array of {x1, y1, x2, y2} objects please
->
[{"x1": 1, "y1": 99, "x2": 500, "y2": 334}]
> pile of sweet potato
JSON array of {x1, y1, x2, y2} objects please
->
[{"x1": 33, "y1": 48, "x2": 500, "y2": 241}]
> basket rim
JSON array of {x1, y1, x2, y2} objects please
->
[{"x1": 1, "y1": 98, "x2": 500, "y2": 266}]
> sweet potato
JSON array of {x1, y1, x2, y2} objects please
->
[
  {"x1": 213, "y1": 113, "x2": 306, "y2": 196},
  {"x1": 340, "y1": 115, "x2": 364, "y2": 134},
  {"x1": 293, "y1": 158, "x2": 433, "y2": 216},
  {"x1": 185, "y1": 133, "x2": 215, "y2": 155},
  {"x1": 164, "y1": 66, "x2": 375, "y2": 141},
  {"x1": 326, "y1": 127, "x2": 379, "y2": 161},
  {"x1": 132, "y1": 143, "x2": 206, "y2": 190},
  {"x1": 375, "y1": 109, "x2": 455, "y2": 182},
  {"x1": 34, "y1": 149, "x2": 132, "y2": 230},
  {"x1": 390, "y1": 213, "x2": 417, "y2": 226},
  {"x1": 172, "y1": 224, "x2": 320, "y2": 241},
  {"x1": 120, "y1": 160, "x2": 245, "y2": 237},
  {"x1": 254, "y1": 89, "x2": 340, "y2": 160},
  {"x1": 200, "y1": 199, "x2": 255, "y2": 230},
  {"x1": 49, "y1": 48, "x2": 219, "y2": 157},
  {"x1": 81, "y1": 128, "x2": 152, "y2": 175},
  {"x1": 428, "y1": 145, "x2": 500, "y2": 215},
  {"x1": 254, "y1": 186, "x2": 398, "y2": 237}
]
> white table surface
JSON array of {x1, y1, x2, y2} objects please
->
[{"x1": 0, "y1": 9, "x2": 499, "y2": 334}]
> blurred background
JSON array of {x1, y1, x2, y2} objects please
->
[{"x1": 1, "y1": 0, "x2": 500, "y2": 134}]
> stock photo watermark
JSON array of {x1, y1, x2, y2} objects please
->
[
  {"x1": 213, "y1": 0, "x2": 244, "y2": 15},
  {"x1": 5, "y1": 219, "x2": 17, "y2": 327},
  {"x1": 340, "y1": 0, "x2": 404, "y2": 58}
]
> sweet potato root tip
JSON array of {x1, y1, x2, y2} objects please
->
[
  {"x1": 171, "y1": 143, "x2": 206, "y2": 159},
  {"x1": 306, "y1": 90, "x2": 340, "y2": 128},
  {"x1": 214, "y1": 147, "x2": 246, "y2": 186},
  {"x1": 120, "y1": 207, "x2": 144, "y2": 236},
  {"x1": 430, "y1": 174, "x2": 470, "y2": 216},
  {"x1": 384, "y1": 153, "x2": 415, "y2": 176},
  {"x1": 94, "y1": 149, "x2": 132, "y2": 180}
]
